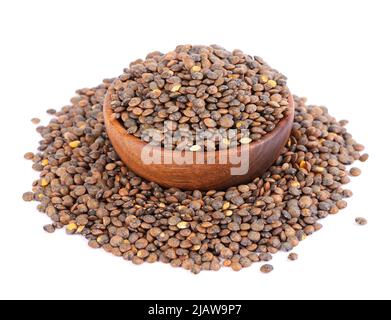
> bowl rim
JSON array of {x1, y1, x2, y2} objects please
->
[{"x1": 103, "y1": 86, "x2": 295, "y2": 157}]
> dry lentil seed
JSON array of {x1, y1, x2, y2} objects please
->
[
  {"x1": 88, "y1": 240, "x2": 100, "y2": 249},
  {"x1": 66, "y1": 223, "x2": 77, "y2": 234},
  {"x1": 266, "y1": 80, "x2": 277, "y2": 88},
  {"x1": 359, "y1": 153, "x2": 369, "y2": 162},
  {"x1": 220, "y1": 247, "x2": 233, "y2": 259},
  {"x1": 110, "y1": 236, "x2": 124, "y2": 247},
  {"x1": 288, "y1": 253, "x2": 298, "y2": 261},
  {"x1": 43, "y1": 224, "x2": 55, "y2": 233},
  {"x1": 259, "y1": 253, "x2": 273, "y2": 262},
  {"x1": 40, "y1": 178, "x2": 49, "y2": 187},
  {"x1": 105, "y1": 163, "x2": 117, "y2": 171},
  {"x1": 299, "y1": 196, "x2": 312, "y2": 208},
  {"x1": 260, "y1": 264, "x2": 274, "y2": 273},
  {"x1": 170, "y1": 83, "x2": 181, "y2": 92},
  {"x1": 97, "y1": 235, "x2": 109, "y2": 245},
  {"x1": 74, "y1": 186, "x2": 86, "y2": 196},
  {"x1": 239, "y1": 137, "x2": 252, "y2": 144},
  {"x1": 219, "y1": 115, "x2": 234, "y2": 128},
  {"x1": 231, "y1": 262, "x2": 242, "y2": 271},
  {"x1": 24, "y1": 152, "x2": 34, "y2": 160},
  {"x1": 204, "y1": 118, "x2": 216, "y2": 128},
  {"x1": 69, "y1": 141, "x2": 81, "y2": 148},
  {"x1": 135, "y1": 238, "x2": 148, "y2": 249},
  {"x1": 355, "y1": 217, "x2": 368, "y2": 226},
  {"x1": 191, "y1": 65, "x2": 201, "y2": 72},
  {"x1": 349, "y1": 167, "x2": 361, "y2": 177},
  {"x1": 177, "y1": 221, "x2": 190, "y2": 229},
  {"x1": 22, "y1": 192, "x2": 34, "y2": 202},
  {"x1": 31, "y1": 118, "x2": 41, "y2": 125}
]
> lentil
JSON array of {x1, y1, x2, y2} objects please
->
[
  {"x1": 260, "y1": 264, "x2": 274, "y2": 273},
  {"x1": 355, "y1": 217, "x2": 368, "y2": 226}
]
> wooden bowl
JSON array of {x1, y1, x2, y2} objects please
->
[{"x1": 103, "y1": 88, "x2": 294, "y2": 191}]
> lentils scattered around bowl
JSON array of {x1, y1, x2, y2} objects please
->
[
  {"x1": 31, "y1": 118, "x2": 41, "y2": 125},
  {"x1": 355, "y1": 217, "x2": 368, "y2": 226},
  {"x1": 110, "y1": 45, "x2": 290, "y2": 151},
  {"x1": 260, "y1": 264, "x2": 274, "y2": 273},
  {"x1": 288, "y1": 252, "x2": 298, "y2": 261},
  {"x1": 349, "y1": 167, "x2": 361, "y2": 177},
  {"x1": 23, "y1": 67, "x2": 366, "y2": 274}
]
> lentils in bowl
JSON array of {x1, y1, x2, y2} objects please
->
[{"x1": 109, "y1": 45, "x2": 290, "y2": 151}]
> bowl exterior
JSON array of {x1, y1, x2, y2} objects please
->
[{"x1": 104, "y1": 89, "x2": 294, "y2": 190}]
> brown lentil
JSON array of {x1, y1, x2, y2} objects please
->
[
  {"x1": 22, "y1": 192, "x2": 34, "y2": 202},
  {"x1": 24, "y1": 152, "x2": 34, "y2": 160},
  {"x1": 349, "y1": 167, "x2": 362, "y2": 177},
  {"x1": 43, "y1": 224, "x2": 55, "y2": 233},
  {"x1": 288, "y1": 253, "x2": 298, "y2": 261},
  {"x1": 31, "y1": 118, "x2": 41, "y2": 125},
  {"x1": 260, "y1": 264, "x2": 274, "y2": 273},
  {"x1": 359, "y1": 153, "x2": 369, "y2": 162},
  {"x1": 355, "y1": 217, "x2": 368, "y2": 226}
]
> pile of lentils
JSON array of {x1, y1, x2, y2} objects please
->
[
  {"x1": 23, "y1": 49, "x2": 367, "y2": 274},
  {"x1": 110, "y1": 45, "x2": 289, "y2": 150}
]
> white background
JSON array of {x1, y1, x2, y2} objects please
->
[{"x1": 0, "y1": 0, "x2": 390, "y2": 300}]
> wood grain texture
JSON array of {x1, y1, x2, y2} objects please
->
[{"x1": 104, "y1": 88, "x2": 294, "y2": 190}]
